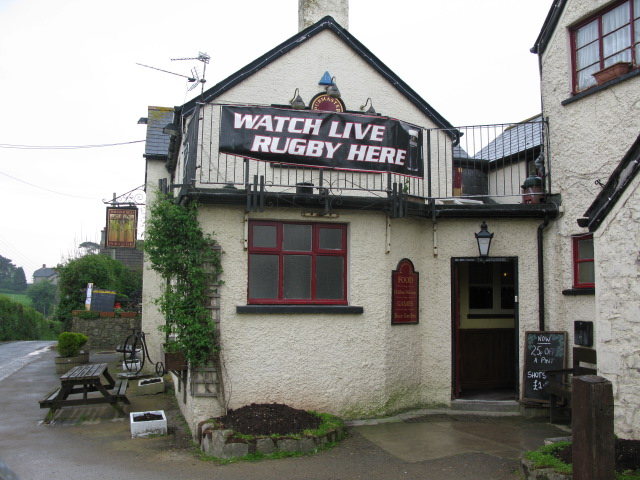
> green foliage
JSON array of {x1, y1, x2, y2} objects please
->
[
  {"x1": 54, "y1": 254, "x2": 142, "y2": 329},
  {"x1": 144, "y1": 192, "x2": 222, "y2": 367},
  {"x1": 57, "y1": 332, "x2": 88, "y2": 357},
  {"x1": 0, "y1": 295, "x2": 59, "y2": 340},
  {"x1": 27, "y1": 280, "x2": 57, "y2": 316},
  {"x1": 525, "y1": 441, "x2": 572, "y2": 474},
  {"x1": 0, "y1": 255, "x2": 27, "y2": 292},
  {"x1": 76, "y1": 311, "x2": 101, "y2": 319}
]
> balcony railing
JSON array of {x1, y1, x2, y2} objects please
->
[{"x1": 190, "y1": 117, "x2": 548, "y2": 206}]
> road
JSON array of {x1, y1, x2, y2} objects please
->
[{"x1": 0, "y1": 341, "x2": 54, "y2": 382}]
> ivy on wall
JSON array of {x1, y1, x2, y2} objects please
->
[{"x1": 144, "y1": 192, "x2": 222, "y2": 367}]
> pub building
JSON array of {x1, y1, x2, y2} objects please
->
[{"x1": 141, "y1": 0, "x2": 591, "y2": 436}]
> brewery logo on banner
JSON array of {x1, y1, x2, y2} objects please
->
[{"x1": 219, "y1": 105, "x2": 423, "y2": 177}]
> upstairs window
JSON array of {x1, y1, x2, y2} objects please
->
[
  {"x1": 573, "y1": 234, "x2": 595, "y2": 288},
  {"x1": 248, "y1": 221, "x2": 347, "y2": 304},
  {"x1": 572, "y1": 0, "x2": 639, "y2": 92}
]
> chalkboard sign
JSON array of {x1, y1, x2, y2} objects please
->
[
  {"x1": 90, "y1": 290, "x2": 116, "y2": 312},
  {"x1": 522, "y1": 331, "x2": 567, "y2": 402}
]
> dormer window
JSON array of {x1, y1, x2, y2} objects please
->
[{"x1": 571, "y1": 0, "x2": 639, "y2": 92}]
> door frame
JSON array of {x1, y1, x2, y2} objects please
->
[{"x1": 450, "y1": 256, "x2": 520, "y2": 399}]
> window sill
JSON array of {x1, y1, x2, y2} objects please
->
[
  {"x1": 562, "y1": 68, "x2": 640, "y2": 106},
  {"x1": 236, "y1": 305, "x2": 364, "y2": 314},
  {"x1": 562, "y1": 288, "x2": 595, "y2": 296}
]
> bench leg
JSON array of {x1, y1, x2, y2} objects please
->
[{"x1": 44, "y1": 407, "x2": 58, "y2": 423}]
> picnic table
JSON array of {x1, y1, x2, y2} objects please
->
[{"x1": 39, "y1": 363, "x2": 129, "y2": 422}]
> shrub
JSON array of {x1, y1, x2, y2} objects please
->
[{"x1": 57, "y1": 332, "x2": 88, "y2": 357}]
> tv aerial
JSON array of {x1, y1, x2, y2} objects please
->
[{"x1": 136, "y1": 51, "x2": 210, "y2": 96}]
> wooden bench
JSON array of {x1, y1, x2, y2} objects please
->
[
  {"x1": 39, "y1": 363, "x2": 129, "y2": 422},
  {"x1": 547, "y1": 346, "x2": 597, "y2": 423}
]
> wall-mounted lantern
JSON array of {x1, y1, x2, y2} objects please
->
[{"x1": 475, "y1": 221, "x2": 494, "y2": 257}]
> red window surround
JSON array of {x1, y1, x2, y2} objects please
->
[
  {"x1": 573, "y1": 234, "x2": 595, "y2": 289},
  {"x1": 248, "y1": 221, "x2": 347, "y2": 304},
  {"x1": 571, "y1": 0, "x2": 639, "y2": 92}
]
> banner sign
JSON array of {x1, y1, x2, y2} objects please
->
[
  {"x1": 219, "y1": 105, "x2": 423, "y2": 177},
  {"x1": 105, "y1": 207, "x2": 138, "y2": 248}
]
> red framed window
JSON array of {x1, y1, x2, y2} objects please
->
[
  {"x1": 571, "y1": 0, "x2": 639, "y2": 92},
  {"x1": 573, "y1": 234, "x2": 595, "y2": 288},
  {"x1": 248, "y1": 221, "x2": 347, "y2": 304}
]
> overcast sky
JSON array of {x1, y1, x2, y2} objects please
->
[{"x1": 0, "y1": 0, "x2": 552, "y2": 281}]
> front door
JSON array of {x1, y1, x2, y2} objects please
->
[{"x1": 452, "y1": 258, "x2": 518, "y2": 399}]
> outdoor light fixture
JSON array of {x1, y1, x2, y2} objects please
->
[
  {"x1": 290, "y1": 88, "x2": 306, "y2": 109},
  {"x1": 326, "y1": 77, "x2": 341, "y2": 98},
  {"x1": 318, "y1": 71, "x2": 333, "y2": 86},
  {"x1": 162, "y1": 122, "x2": 180, "y2": 136},
  {"x1": 475, "y1": 221, "x2": 494, "y2": 257},
  {"x1": 360, "y1": 98, "x2": 376, "y2": 115}
]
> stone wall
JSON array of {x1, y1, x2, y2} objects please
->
[{"x1": 71, "y1": 311, "x2": 141, "y2": 350}]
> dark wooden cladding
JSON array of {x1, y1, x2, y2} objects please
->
[{"x1": 459, "y1": 328, "x2": 515, "y2": 389}]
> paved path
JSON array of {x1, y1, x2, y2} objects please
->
[{"x1": 0, "y1": 342, "x2": 570, "y2": 480}]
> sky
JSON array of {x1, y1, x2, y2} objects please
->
[{"x1": 0, "y1": 0, "x2": 552, "y2": 281}]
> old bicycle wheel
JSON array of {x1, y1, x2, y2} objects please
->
[{"x1": 122, "y1": 333, "x2": 145, "y2": 374}]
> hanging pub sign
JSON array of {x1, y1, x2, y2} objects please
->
[
  {"x1": 105, "y1": 207, "x2": 138, "y2": 248},
  {"x1": 219, "y1": 105, "x2": 424, "y2": 177},
  {"x1": 392, "y1": 258, "x2": 419, "y2": 324}
]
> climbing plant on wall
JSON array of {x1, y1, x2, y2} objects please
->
[{"x1": 144, "y1": 192, "x2": 222, "y2": 367}]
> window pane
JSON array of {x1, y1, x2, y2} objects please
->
[
  {"x1": 316, "y1": 256, "x2": 344, "y2": 299},
  {"x1": 576, "y1": 20, "x2": 598, "y2": 47},
  {"x1": 603, "y1": 26, "x2": 631, "y2": 64},
  {"x1": 283, "y1": 255, "x2": 311, "y2": 299},
  {"x1": 470, "y1": 286, "x2": 493, "y2": 309},
  {"x1": 577, "y1": 42, "x2": 599, "y2": 69},
  {"x1": 283, "y1": 224, "x2": 312, "y2": 251},
  {"x1": 578, "y1": 238, "x2": 594, "y2": 260},
  {"x1": 319, "y1": 227, "x2": 342, "y2": 250},
  {"x1": 469, "y1": 263, "x2": 492, "y2": 283},
  {"x1": 253, "y1": 225, "x2": 277, "y2": 248},
  {"x1": 578, "y1": 67, "x2": 599, "y2": 90},
  {"x1": 499, "y1": 263, "x2": 515, "y2": 286},
  {"x1": 603, "y1": 4, "x2": 630, "y2": 34},
  {"x1": 501, "y1": 286, "x2": 515, "y2": 310},
  {"x1": 578, "y1": 262, "x2": 595, "y2": 284},
  {"x1": 249, "y1": 255, "x2": 278, "y2": 298}
]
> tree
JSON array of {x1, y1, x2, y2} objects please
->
[
  {"x1": 54, "y1": 254, "x2": 142, "y2": 329},
  {"x1": 26, "y1": 280, "x2": 57, "y2": 316},
  {"x1": 0, "y1": 256, "x2": 27, "y2": 292},
  {"x1": 12, "y1": 267, "x2": 27, "y2": 292}
]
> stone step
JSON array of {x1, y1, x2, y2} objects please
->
[{"x1": 450, "y1": 399, "x2": 520, "y2": 413}]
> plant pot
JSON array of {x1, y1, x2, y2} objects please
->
[
  {"x1": 54, "y1": 353, "x2": 90, "y2": 374},
  {"x1": 130, "y1": 410, "x2": 167, "y2": 438},
  {"x1": 137, "y1": 378, "x2": 165, "y2": 395},
  {"x1": 593, "y1": 62, "x2": 632, "y2": 84},
  {"x1": 162, "y1": 349, "x2": 188, "y2": 371},
  {"x1": 119, "y1": 312, "x2": 138, "y2": 318}
]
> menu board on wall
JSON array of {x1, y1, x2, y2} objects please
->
[
  {"x1": 522, "y1": 331, "x2": 567, "y2": 402},
  {"x1": 391, "y1": 258, "x2": 419, "y2": 324}
]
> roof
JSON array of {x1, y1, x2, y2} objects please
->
[
  {"x1": 531, "y1": 0, "x2": 566, "y2": 55},
  {"x1": 33, "y1": 267, "x2": 56, "y2": 278},
  {"x1": 180, "y1": 16, "x2": 455, "y2": 133},
  {"x1": 473, "y1": 115, "x2": 543, "y2": 162},
  {"x1": 144, "y1": 106, "x2": 174, "y2": 159},
  {"x1": 581, "y1": 133, "x2": 640, "y2": 232}
]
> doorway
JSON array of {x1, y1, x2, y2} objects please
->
[{"x1": 452, "y1": 257, "x2": 518, "y2": 400}]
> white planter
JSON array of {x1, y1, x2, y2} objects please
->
[
  {"x1": 137, "y1": 378, "x2": 164, "y2": 395},
  {"x1": 130, "y1": 410, "x2": 167, "y2": 438},
  {"x1": 122, "y1": 360, "x2": 141, "y2": 372}
]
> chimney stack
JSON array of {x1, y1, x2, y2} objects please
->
[{"x1": 299, "y1": 0, "x2": 349, "y2": 31}]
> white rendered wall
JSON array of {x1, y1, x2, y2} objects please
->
[
  {"x1": 594, "y1": 174, "x2": 640, "y2": 439},
  {"x1": 539, "y1": 0, "x2": 640, "y2": 341}
]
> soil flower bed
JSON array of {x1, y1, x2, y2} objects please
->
[
  {"x1": 198, "y1": 403, "x2": 345, "y2": 460},
  {"x1": 524, "y1": 439, "x2": 640, "y2": 479}
]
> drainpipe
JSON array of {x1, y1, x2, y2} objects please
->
[{"x1": 537, "y1": 216, "x2": 550, "y2": 331}]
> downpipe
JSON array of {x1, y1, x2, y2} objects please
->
[{"x1": 537, "y1": 216, "x2": 550, "y2": 331}]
